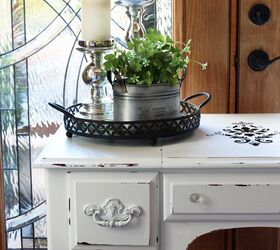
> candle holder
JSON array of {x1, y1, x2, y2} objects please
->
[
  {"x1": 115, "y1": 0, "x2": 155, "y2": 41},
  {"x1": 77, "y1": 40, "x2": 114, "y2": 120}
]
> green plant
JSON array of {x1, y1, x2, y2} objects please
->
[{"x1": 104, "y1": 29, "x2": 207, "y2": 86}]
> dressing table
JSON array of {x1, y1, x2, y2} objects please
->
[{"x1": 35, "y1": 114, "x2": 280, "y2": 250}]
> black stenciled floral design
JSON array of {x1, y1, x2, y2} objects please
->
[{"x1": 208, "y1": 122, "x2": 280, "y2": 146}]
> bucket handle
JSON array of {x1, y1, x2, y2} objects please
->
[
  {"x1": 184, "y1": 92, "x2": 212, "y2": 109},
  {"x1": 108, "y1": 68, "x2": 186, "y2": 91},
  {"x1": 107, "y1": 71, "x2": 127, "y2": 93},
  {"x1": 48, "y1": 103, "x2": 75, "y2": 118},
  {"x1": 179, "y1": 68, "x2": 186, "y2": 87}
]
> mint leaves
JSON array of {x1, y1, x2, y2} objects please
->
[{"x1": 104, "y1": 29, "x2": 206, "y2": 86}]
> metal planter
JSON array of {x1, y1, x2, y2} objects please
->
[{"x1": 112, "y1": 83, "x2": 181, "y2": 121}]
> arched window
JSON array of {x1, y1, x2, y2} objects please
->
[{"x1": 0, "y1": 1, "x2": 171, "y2": 249}]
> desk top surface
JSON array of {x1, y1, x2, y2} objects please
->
[{"x1": 35, "y1": 114, "x2": 280, "y2": 169}]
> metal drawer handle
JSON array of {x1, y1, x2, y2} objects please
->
[
  {"x1": 248, "y1": 50, "x2": 280, "y2": 71},
  {"x1": 189, "y1": 193, "x2": 201, "y2": 203},
  {"x1": 84, "y1": 198, "x2": 142, "y2": 227}
]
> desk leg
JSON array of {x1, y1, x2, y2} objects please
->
[{"x1": 46, "y1": 170, "x2": 69, "y2": 250}]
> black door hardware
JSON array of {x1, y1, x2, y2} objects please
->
[
  {"x1": 248, "y1": 50, "x2": 280, "y2": 71},
  {"x1": 249, "y1": 4, "x2": 270, "y2": 25}
]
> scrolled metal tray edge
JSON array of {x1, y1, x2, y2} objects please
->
[{"x1": 49, "y1": 92, "x2": 211, "y2": 145}]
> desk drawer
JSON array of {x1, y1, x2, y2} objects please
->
[
  {"x1": 68, "y1": 172, "x2": 158, "y2": 248},
  {"x1": 164, "y1": 174, "x2": 280, "y2": 220}
]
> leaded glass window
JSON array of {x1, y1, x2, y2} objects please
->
[{"x1": 0, "y1": 0, "x2": 170, "y2": 249}]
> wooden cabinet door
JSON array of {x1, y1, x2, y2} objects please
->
[
  {"x1": 173, "y1": 0, "x2": 231, "y2": 113},
  {"x1": 187, "y1": 230, "x2": 231, "y2": 250},
  {"x1": 236, "y1": 228, "x2": 280, "y2": 250},
  {"x1": 174, "y1": 0, "x2": 280, "y2": 113},
  {"x1": 238, "y1": 0, "x2": 280, "y2": 113},
  {"x1": 187, "y1": 228, "x2": 280, "y2": 250}
]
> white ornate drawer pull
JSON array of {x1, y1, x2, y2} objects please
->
[
  {"x1": 84, "y1": 198, "x2": 142, "y2": 227},
  {"x1": 189, "y1": 193, "x2": 201, "y2": 203}
]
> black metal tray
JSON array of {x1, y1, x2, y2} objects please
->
[{"x1": 49, "y1": 92, "x2": 211, "y2": 145}]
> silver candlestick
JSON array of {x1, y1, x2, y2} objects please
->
[
  {"x1": 77, "y1": 40, "x2": 114, "y2": 120},
  {"x1": 115, "y1": 0, "x2": 155, "y2": 41}
]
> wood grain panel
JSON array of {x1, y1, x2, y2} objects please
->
[
  {"x1": 173, "y1": 0, "x2": 186, "y2": 47},
  {"x1": 229, "y1": 0, "x2": 238, "y2": 113},
  {"x1": 226, "y1": 229, "x2": 234, "y2": 250},
  {"x1": 238, "y1": 0, "x2": 280, "y2": 112},
  {"x1": 173, "y1": 0, "x2": 231, "y2": 113},
  {"x1": 187, "y1": 230, "x2": 230, "y2": 250},
  {"x1": 277, "y1": 229, "x2": 280, "y2": 250},
  {"x1": 0, "y1": 136, "x2": 6, "y2": 250},
  {"x1": 236, "y1": 228, "x2": 278, "y2": 250}
]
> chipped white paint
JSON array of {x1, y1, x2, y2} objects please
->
[
  {"x1": 162, "y1": 114, "x2": 280, "y2": 168},
  {"x1": 164, "y1": 173, "x2": 280, "y2": 221},
  {"x1": 35, "y1": 126, "x2": 162, "y2": 169},
  {"x1": 35, "y1": 114, "x2": 280, "y2": 250},
  {"x1": 68, "y1": 172, "x2": 158, "y2": 249}
]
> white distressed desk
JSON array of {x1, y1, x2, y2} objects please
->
[{"x1": 35, "y1": 114, "x2": 280, "y2": 250}]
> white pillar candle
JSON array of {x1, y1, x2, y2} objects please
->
[{"x1": 81, "y1": 0, "x2": 111, "y2": 41}]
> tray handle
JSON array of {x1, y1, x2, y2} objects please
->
[
  {"x1": 48, "y1": 103, "x2": 75, "y2": 118},
  {"x1": 184, "y1": 92, "x2": 211, "y2": 109}
]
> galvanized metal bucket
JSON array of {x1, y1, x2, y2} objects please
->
[{"x1": 107, "y1": 71, "x2": 183, "y2": 121}]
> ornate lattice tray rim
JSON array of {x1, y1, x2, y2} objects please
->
[{"x1": 49, "y1": 92, "x2": 211, "y2": 145}]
